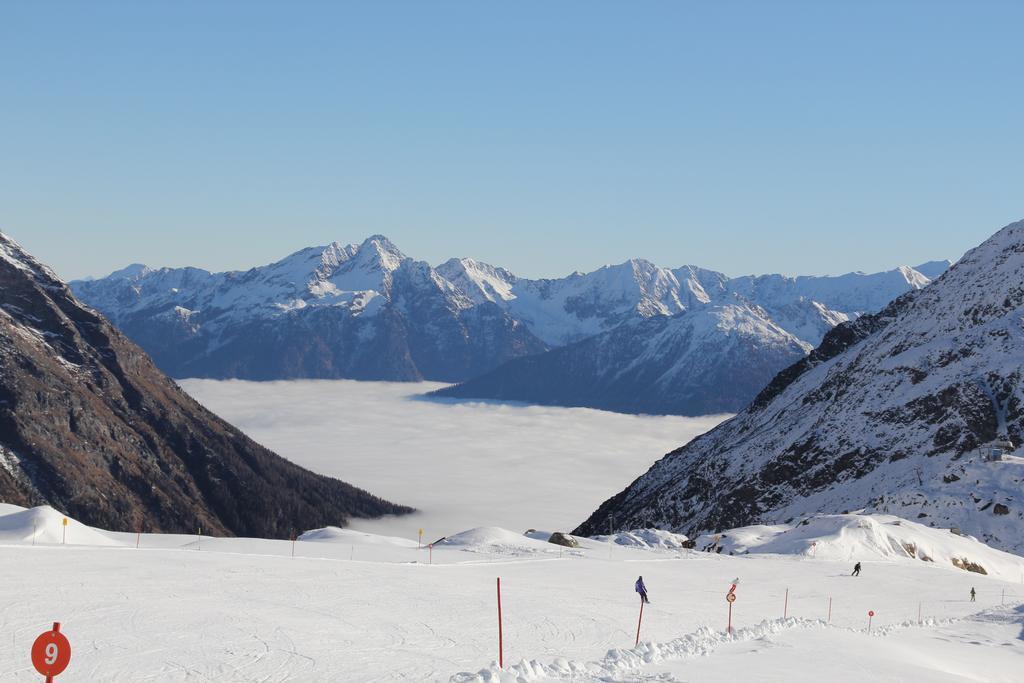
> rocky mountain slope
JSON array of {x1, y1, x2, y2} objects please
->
[
  {"x1": 432, "y1": 303, "x2": 811, "y2": 415},
  {"x1": 0, "y1": 234, "x2": 411, "y2": 536},
  {"x1": 72, "y1": 236, "x2": 946, "y2": 414},
  {"x1": 575, "y1": 219, "x2": 1024, "y2": 553}
]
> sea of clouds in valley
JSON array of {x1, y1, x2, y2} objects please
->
[{"x1": 180, "y1": 379, "x2": 728, "y2": 539}]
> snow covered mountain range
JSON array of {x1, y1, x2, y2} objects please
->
[
  {"x1": 0, "y1": 233, "x2": 410, "y2": 535},
  {"x1": 71, "y1": 235, "x2": 948, "y2": 414},
  {"x1": 432, "y1": 304, "x2": 812, "y2": 415},
  {"x1": 575, "y1": 219, "x2": 1024, "y2": 554}
]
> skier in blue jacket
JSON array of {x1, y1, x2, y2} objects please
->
[{"x1": 635, "y1": 576, "x2": 650, "y2": 603}]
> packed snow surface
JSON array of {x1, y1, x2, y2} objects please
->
[
  {"x1": 0, "y1": 506, "x2": 1022, "y2": 681},
  {"x1": 694, "y1": 514, "x2": 1024, "y2": 581},
  {"x1": 592, "y1": 528, "x2": 692, "y2": 550},
  {"x1": 179, "y1": 379, "x2": 727, "y2": 538}
]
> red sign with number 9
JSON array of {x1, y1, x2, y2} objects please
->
[{"x1": 31, "y1": 624, "x2": 71, "y2": 677}]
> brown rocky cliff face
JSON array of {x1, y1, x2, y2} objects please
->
[{"x1": 0, "y1": 235, "x2": 412, "y2": 536}]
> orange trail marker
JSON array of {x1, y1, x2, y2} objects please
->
[{"x1": 31, "y1": 622, "x2": 71, "y2": 682}]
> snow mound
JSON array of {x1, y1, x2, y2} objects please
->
[
  {"x1": 437, "y1": 527, "x2": 559, "y2": 556},
  {"x1": 298, "y1": 526, "x2": 418, "y2": 548},
  {"x1": 592, "y1": 528, "x2": 691, "y2": 550},
  {"x1": 0, "y1": 506, "x2": 125, "y2": 547},
  {"x1": 697, "y1": 514, "x2": 1024, "y2": 580},
  {"x1": 452, "y1": 616, "x2": 827, "y2": 681}
]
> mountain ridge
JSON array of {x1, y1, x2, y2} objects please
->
[
  {"x1": 69, "y1": 234, "x2": 947, "y2": 415},
  {"x1": 573, "y1": 219, "x2": 1024, "y2": 553},
  {"x1": 0, "y1": 233, "x2": 412, "y2": 536}
]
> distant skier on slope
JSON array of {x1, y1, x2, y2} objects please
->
[
  {"x1": 635, "y1": 576, "x2": 650, "y2": 604},
  {"x1": 852, "y1": 562, "x2": 862, "y2": 577},
  {"x1": 971, "y1": 587, "x2": 976, "y2": 602}
]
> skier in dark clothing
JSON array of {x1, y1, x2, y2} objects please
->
[
  {"x1": 635, "y1": 576, "x2": 650, "y2": 603},
  {"x1": 970, "y1": 587, "x2": 976, "y2": 602},
  {"x1": 852, "y1": 562, "x2": 862, "y2": 577}
]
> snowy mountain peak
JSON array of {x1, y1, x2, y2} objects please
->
[
  {"x1": 0, "y1": 238, "x2": 411, "y2": 537},
  {"x1": 0, "y1": 232, "x2": 63, "y2": 285},
  {"x1": 576, "y1": 218, "x2": 1024, "y2": 553},
  {"x1": 355, "y1": 234, "x2": 406, "y2": 268},
  {"x1": 105, "y1": 263, "x2": 152, "y2": 280},
  {"x1": 67, "y1": 232, "x2": 952, "y2": 412},
  {"x1": 436, "y1": 257, "x2": 517, "y2": 304},
  {"x1": 896, "y1": 264, "x2": 931, "y2": 288}
]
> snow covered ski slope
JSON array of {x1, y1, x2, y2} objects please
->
[{"x1": 1, "y1": 506, "x2": 1022, "y2": 681}]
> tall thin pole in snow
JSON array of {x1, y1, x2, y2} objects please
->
[
  {"x1": 783, "y1": 588, "x2": 789, "y2": 619},
  {"x1": 608, "y1": 516, "x2": 614, "y2": 560},
  {"x1": 636, "y1": 596, "x2": 645, "y2": 646},
  {"x1": 496, "y1": 577, "x2": 504, "y2": 668}
]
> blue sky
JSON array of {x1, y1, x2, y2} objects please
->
[{"x1": 2, "y1": 1, "x2": 1022, "y2": 281}]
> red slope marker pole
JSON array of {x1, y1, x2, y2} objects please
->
[
  {"x1": 867, "y1": 610, "x2": 874, "y2": 632},
  {"x1": 784, "y1": 588, "x2": 789, "y2": 618},
  {"x1": 496, "y1": 578, "x2": 504, "y2": 668},
  {"x1": 917, "y1": 602, "x2": 922, "y2": 625},
  {"x1": 636, "y1": 596, "x2": 645, "y2": 646},
  {"x1": 47, "y1": 621, "x2": 60, "y2": 683},
  {"x1": 726, "y1": 588, "x2": 737, "y2": 635},
  {"x1": 33, "y1": 621, "x2": 70, "y2": 683}
]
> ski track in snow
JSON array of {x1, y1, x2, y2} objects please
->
[
  {"x1": 452, "y1": 608, "x2": 1022, "y2": 682},
  {"x1": 1, "y1": 517, "x2": 1023, "y2": 682}
]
